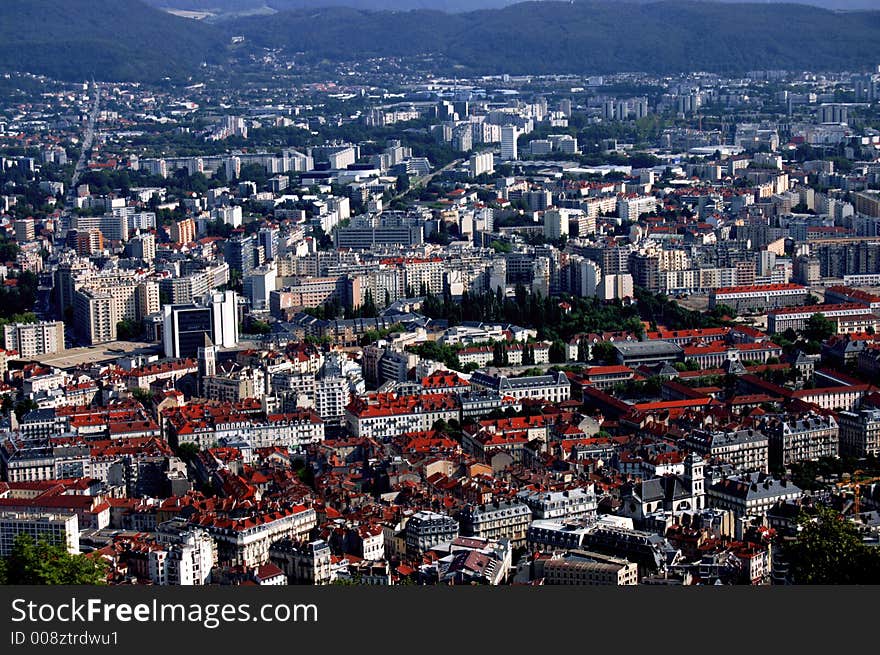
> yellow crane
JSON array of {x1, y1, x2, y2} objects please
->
[{"x1": 835, "y1": 470, "x2": 880, "y2": 515}]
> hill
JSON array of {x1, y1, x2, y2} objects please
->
[
  {"x1": 142, "y1": 0, "x2": 521, "y2": 17},
  {"x1": 142, "y1": 0, "x2": 880, "y2": 14},
  {"x1": 0, "y1": 0, "x2": 878, "y2": 82},
  {"x1": 226, "y1": 0, "x2": 880, "y2": 75},
  {"x1": 0, "y1": 0, "x2": 226, "y2": 82}
]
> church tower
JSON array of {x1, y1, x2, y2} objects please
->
[
  {"x1": 684, "y1": 452, "x2": 705, "y2": 509},
  {"x1": 197, "y1": 333, "x2": 216, "y2": 397}
]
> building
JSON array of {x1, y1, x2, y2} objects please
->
[
  {"x1": 269, "y1": 538, "x2": 333, "y2": 585},
  {"x1": 854, "y1": 191, "x2": 880, "y2": 218},
  {"x1": 767, "y1": 304, "x2": 874, "y2": 334},
  {"x1": 345, "y1": 392, "x2": 459, "y2": 441},
  {"x1": 542, "y1": 550, "x2": 638, "y2": 586},
  {"x1": 72, "y1": 213, "x2": 129, "y2": 242},
  {"x1": 469, "y1": 151, "x2": 494, "y2": 178},
  {"x1": 457, "y1": 501, "x2": 532, "y2": 547},
  {"x1": 686, "y1": 429, "x2": 769, "y2": 474},
  {"x1": 405, "y1": 511, "x2": 459, "y2": 555},
  {"x1": 708, "y1": 474, "x2": 802, "y2": 519},
  {"x1": 170, "y1": 218, "x2": 196, "y2": 245},
  {"x1": 244, "y1": 265, "x2": 277, "y2": 311},
  {"x1": 13, "y1": 219, "x2": 35, "y2": 242},
  {"x1": 613, "y1": 341, "x2": 684, "y2": 367},
  {"x1": 468, "y1": 370, "x2": 570, "y2": 403},
  {"x1": 4, "y1": 321, "x2": 64, "y2": 357},
  {"x1": 709, "y1": 284, "x2": 808, "y2": 313},
  {"x1": 517, "y1": 488, "x2": 598, "y2": 521},
  {"x1": 224, "y1": 233, "x2": 255, "y2": 276},
  {"x1": 759, "y1": 413, "x2": 839, "y2": 468},
  {"x1": 838, "y1": 409, "x2": 880, "y2": 457},
  {"x1": 543, "y1": 209, "x2": 569, "y2": 240},
  {"x1": 151, "y1": 520, "x2": 217, "y2": 586},
  {"x1": 0, "y1": 512, "x2": 79, "y2": 557},
  {"x1": 333, "y1": 213, "x2": 424, "y2": 250},
  {"x1": 127, "y1": 232, "x2": 156, "y2": 263},
  {"x1": 598, "y1": 272, "x2": 634, "y2": 300},
  {"x1": 500, "y1": 126, "x2": 519, "y2": 161},
  {"x1": 163, "y1": 291, "x2": 239, "y2": 358},
  {"x1": 196, "y1": 505, "x2": 317, "y2": 567},
  {"x1": 73, "y1": 288, "x2": 114, "y2": 345}
]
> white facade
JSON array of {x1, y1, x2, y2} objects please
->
[{"x1": 501, "y1": 126, "x2": 519, "y2": 161}]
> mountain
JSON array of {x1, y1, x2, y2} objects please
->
[
  {"x1": 142, "y1": 0, "x2": 880, "y2": 14},
  {"x1": 1, "y1": 0, "x2": 878, "y2": 82},
  {"x1": 226, "y1": 0, "x2": 880, "y2": 75},
  {"x1": 142, "y1": 1, "x2": 527, "y2": 17},
  {"x1": 0, "y1": 0, "x2": 226, "y2": 82}
]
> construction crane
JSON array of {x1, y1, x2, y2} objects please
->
[{"x1": 835, "y1": 470, "x2": 880, "y2": 515}]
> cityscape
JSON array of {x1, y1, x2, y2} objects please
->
[{"x1": 1, "y1": 0, "x2": 880, "y2": 587}]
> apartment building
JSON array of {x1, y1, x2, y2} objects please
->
[
  {"x1": 759, "y1": 413, "x2": 839, "y2": 468},
  {"x1": 542, "y1": 550, "x2": 638, "y2": 586},
  {"x1": 4, "y1": 320, "x2": 64, "y2": 357},
  {"x1": 0, "y1": 512, "x2": 80, "y2": 557},
  {"x1": 838, "y1": 408, "x2": 880, "y2": 457}
]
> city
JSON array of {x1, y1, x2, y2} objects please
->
[{"x1": 0, "y1": 0, "x2": 880, "y2": 588}]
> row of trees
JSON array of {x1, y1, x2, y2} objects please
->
[{"x1": 421, "y1": 286, "x2": 652, "y2": 344}]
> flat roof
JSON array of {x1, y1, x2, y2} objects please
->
[
  {"x1": 613, "y1": 341, "x2": 683, "y2": 356},
  {"x1": 29, "y1": 342, "x2": 161, "y2": 370}
]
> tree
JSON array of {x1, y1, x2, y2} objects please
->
[
  {"x1": 549, "y1": 340, "x2": 566, "y2": 363},
  {"x1": 395, "y1": 174, "x2": 410, "y2": 194},
  {"x1": 4, "y1": 534, "x2": 107, "y2": 585},
  {"x1": 804, "y1": 313, "x2": 834, "y2": 343},
  {"x1": 175, "y1": 442, "x2": 200, "y2": 462},
  {"x1": 249, "y1": 319, "x2": 272, "y2": 335},
  {"x1": 783, "y1": 507, "x2": 880, "y2": 584},
  {"x1": 14, "y1": 398, "x2": 38, "y2": 422},
  {"x1": 577, "y1": 336, "x2": 590, "y2": 363},
  {"x1": 591, "y1": 341, "x2": 617, "y2": 364},
  {"x1": 116, "y1": 318, "x2": 140, "y2": 341},
  {"x1": 131, "y1": 388, "x2": 152, "y2": 406}
]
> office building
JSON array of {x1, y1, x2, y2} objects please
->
[
  {"x1": 163, "y1": 290, "x2": 239, "y2": 358},
  {"x1": 501, "y1": 126, "x2": 519, "y2": 161}
]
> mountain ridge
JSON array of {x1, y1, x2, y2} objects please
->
[{"x1": 0, "y1": 0, "x2": 878, "y2": 82}]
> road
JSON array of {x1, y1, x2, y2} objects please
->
[
  {"x1": 391, "y1": 157, "x2": 464, "y2": 203},
  {"x1": 65, "y1": 81, "x2": 101, "y2": 213}
]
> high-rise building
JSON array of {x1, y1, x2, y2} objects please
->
[
  {"x1": 171, "y1": 218, "x2": 196, "y2": 245},
  {"x1": 559, "y1": 99, "x2": 572, "y2": 118},
  {"x1": 468, "y1": 152, "x2": 494, "y2": 178},
  {"x1": 224, "y1": 233, "x2": 255, "y2": 276},
  {"x1": 258, "y1": 227, "x2": 280, "y2": 262},
  {"x1": 4, "y1": 321, "x2": 65, "y2": 357},
  {"x1": 73, "y1": 288, "x2": 114, "y2": 345},
  {"x1": 501, "y1": 126, "x2": 519, "y2": 161},
  {"x1": 244, "y1": 265, "x2": 277, "y2": 311},
  {"x1": 127, "y1": 232, "x2": 156, "y2": 263},
  {"x1": 163, "y1": 291, "x2": 239, "y2": 358},
  {"x1": 13, "y1": 219, "x2": 34, "y2": 242},
  {"x1": 0, "y1": 512, "x2": 79, "y2": 557},
  {"x1": 543, "y1": 210, "x2": 569, "y2": 240},
  {"x1": 75, "y1": 229, "x2": 104, "y2": 256}
]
